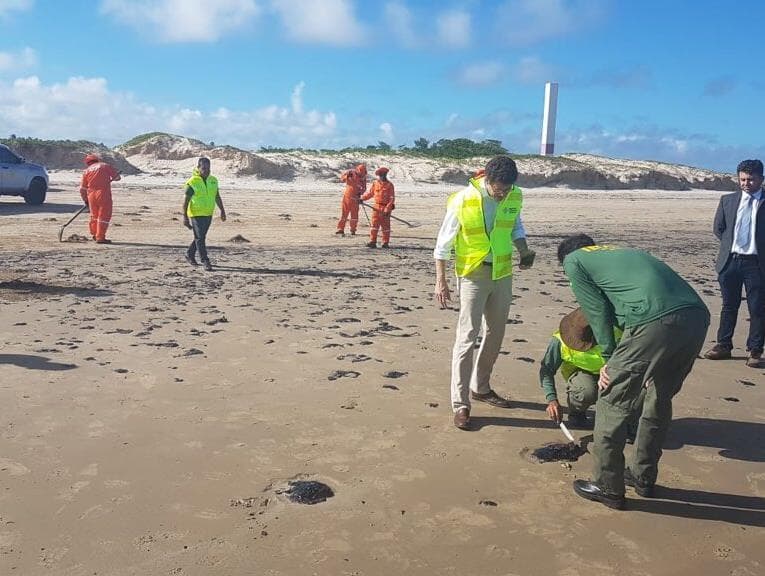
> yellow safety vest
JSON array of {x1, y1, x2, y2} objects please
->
[
  {"x1": 449, "y1": 177, "x2": 522, "y2": 280},
  {"x1": 186, "y1": 170, "x2": 219, "y2": 217},
  {"x1": 553, "y1": 327, "x2": 622, "y2": 380}
]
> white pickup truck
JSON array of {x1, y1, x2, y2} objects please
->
[{"x1": 0, "y1": 143, "x2": 49, "y2": 205}]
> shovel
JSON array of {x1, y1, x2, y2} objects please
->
[
  {"x1": 360, "y1": 201, "x2": 418, "y2": 228},
  {"x1": 58, "y1": 205, "x2": 88, "y2": 242}
]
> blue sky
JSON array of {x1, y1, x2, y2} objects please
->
[{"x1": 0, "y1": 0, "x2": 761, "y2": 171}]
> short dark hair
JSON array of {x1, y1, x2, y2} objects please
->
[
  {"x1": 557, "y1": 234, "x2": 596, "y2": 264},
  {"x1": 198, "y1": 156, "x2": 211, "y2": 167},
  {"x1": 484, "y1": 155, "x2": 518, "y2": 185},
  {"x1": 736, "y1": 159, "x2": 763, "y2": 177}
]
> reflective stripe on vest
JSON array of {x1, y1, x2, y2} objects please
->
[
  {"x1": 186, "y1": 172, "x2": 219, "y2": 217},
  {"x1": 450, "y1": 177, "x2": 522, "y2": 280}
]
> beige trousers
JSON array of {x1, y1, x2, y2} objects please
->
[{"x1": 451, "y1": 265, "x2": 513, "y2": 411}]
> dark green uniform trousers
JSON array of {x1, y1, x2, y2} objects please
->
[
  {"x1": 593, "y1": 307, "x2": 709, "y2": 495},
  {"x1": 567, "y1": 370, "x2": 598, "y2": 413}
]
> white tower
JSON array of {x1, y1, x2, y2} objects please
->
[{"x1": 540, "y1": 82, "x2": 558, "y2": 155}]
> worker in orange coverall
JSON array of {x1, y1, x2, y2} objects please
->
[
  {"x1": 362, "y1": 167, "x2": 395, "y2": 248},
  {"x1": 335, "y1": 163, "x2": 367, "y2": 236},
  {"x1": 79, "y1": 153, "x2": 121, "y2": 244}
]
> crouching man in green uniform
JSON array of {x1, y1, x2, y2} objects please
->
[
  {"x1": 541, "y1": 308, "x2": 611, "y2": 430},
  {"x1": 558, "y1": 234, "x2": 709, "y2": 509}
]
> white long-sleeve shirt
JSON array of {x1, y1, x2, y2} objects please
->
[
  {"x1": 731, "y1": 190, "x2": 763, "y2": 255},
  {"x1": 433, "y1": 179, "x2": 526, "y2": 262}
]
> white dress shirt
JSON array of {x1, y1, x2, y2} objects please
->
[
  {"x1": 731, "y1": 190, "x2": 763, "y2": 255},
  {"x1": 433, "y1": 179, "x2": 526, "y2": 262}
]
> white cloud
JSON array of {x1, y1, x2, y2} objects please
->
[
  {"x1": 379, "y1": 122, "x2": 393, "y2": 140},
  {"x1": 0, "y1": 47, "x2": 37, "y2": 72},
  {"x1": 100, "y1": 0, "x2": 260, "y2": 43},
  {"x1": 436, "y1": 9, "x2": 470, "y2": 48},
  {"x1": 0, "y1": 75, "x2": 337, "y2": 149},
  {"x1": 384, "y1": 1, "x2": 419, "y2": 48},
  {"x1": 0, "y1": 0, "x2": 33, "y2": 18},
  {"x1": 513, "y1": 56, "x2": 556, "y2": 85},
  {"x1": 456, "y1": 61, "x2": 506, "y2": 87},
  {"x1": 495, "y1": 0, "x2": 608, "y2": 45},
  {"x1": 271, "y1": 0, "x2": 365, "y2": 46}
]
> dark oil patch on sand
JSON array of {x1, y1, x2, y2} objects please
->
[
  {"x1": 281, "y1": 481, "x2": 334, "y2": 505},
  {"x1": 524, "y1": 442, "x2": 585, "y2": 463}
]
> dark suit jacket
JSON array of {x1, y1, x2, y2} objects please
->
[{"x1": 714, "y1": 190, "x2": 765, "y2": 275}]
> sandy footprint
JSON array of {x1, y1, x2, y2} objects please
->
[{"x1": 0, "y1": 457, "x2": 30, "y2": 476}]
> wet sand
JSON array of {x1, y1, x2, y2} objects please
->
[{"x1": 1, "y1": 176, "x2": 763, "y2": 576}]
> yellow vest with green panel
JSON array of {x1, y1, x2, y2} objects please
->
[
  {"x1": 448, "y1": 177, "x2": 522, "y2": 280},
  {"x1": 553, "y1": 328, "x2": 622, "y2": 380},
  {"x1": 186, "y1": 169, "x2": 219, "y2": 217}
]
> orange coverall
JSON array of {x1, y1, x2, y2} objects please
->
[
  {"x1": 336, "y1": 169, "x2": 366, "y2": 234},
  {"x1": 80, "y1": 162, "x2": 120, "y2": 241},
  {"x1": 361, "y1": 180, "x2": 395, "y2": 244}
]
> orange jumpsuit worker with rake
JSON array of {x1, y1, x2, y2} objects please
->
[
  {"x1": 336, "y1": 163, "x2": 367, "y2": 236},
  {"x1": 79, "y1": 153, "x2": 121, "y2": 244},
  {"x1": 362, "y1": 167, "x2": 395, "y2": 248}
]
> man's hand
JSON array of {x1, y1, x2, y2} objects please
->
[
  {"x1": 220, "y1": 210, "x2": 227, "y2": 222},
  {"x1": 183, "y1": 216, "x2": 192, "y2": 230},
  {"x1": 519, "y1": 249, "x2": 536, "y2": 270},
  {"x1": 434, "y1": 277, "x2": 451, "y2": 309},
  {"x1": 546, "y1": 400, "x2": 562, "y2": 423},
  {"x1": 598, "y1": 365, "x2": 611, "y2": 391}
]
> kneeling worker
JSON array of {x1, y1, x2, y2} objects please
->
[{"x1": 540, "y1": 308, "x2": 608, "y2": 429}]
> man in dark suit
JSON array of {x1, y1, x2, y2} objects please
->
[{"x1": 704, "y1": 159, "x2": 765, "y2": 367}]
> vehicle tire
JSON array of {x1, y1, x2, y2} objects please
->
[{"x1": 24, "y1": 178, "x2": 47, "y2": 205}]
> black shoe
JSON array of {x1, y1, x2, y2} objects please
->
[
  {"x1": 381, "y1": 242, "x2": 389, "y2": 248},
  {"x1": 185, "y1": 254, "x2": 198, "y2": 266},
  {"x1": 624, "y1": 468, "x2": 654, "y2": 497},
  {"x1": 203, "y1": 261, "x2": 213, "y2": 272},
  {"x1": 366, "y1": 241, "x2": 377, "y2": 248},
  {"x1": 572, "y1": 480, "x2": 625, "y2": 510},
  {"x1": 335, "y1": 230, "x2": 345, "y2": 236},
  {"x1": 567, "y1": 411, "x2": 593, "y2": 430}
]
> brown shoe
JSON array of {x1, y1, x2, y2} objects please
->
[
  {"x1": 704, "y1": 345, "x2": 732, "y2": 360},
  {"x1": 471, "y1": 389, "x2": 512, "y2": 408},
  {"x1": 746, "y1": 351, "x2": 762, "y2": 368},
  {"x1": 453, "y1": 407, "x2": 471, "y2": 430}
]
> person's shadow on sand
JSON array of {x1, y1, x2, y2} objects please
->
[
  {"x1": 665, "y1": 417, "x2": 765, "y2": 462},
  {"x1": 629, "y1": 487, "x2": 765, "y2": 528},
  {"x1": 0, "y1": 354, "x2": 77, "y2": 371}
]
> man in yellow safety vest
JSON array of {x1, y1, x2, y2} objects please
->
[
  {"x1": 541, "y1": 308, "x2": 616, "y2": 429},
  {"x1": 433, "y1": 155, "x2": 536, "y2": 430},
  {"x1": 183, "y1": 157, "x2": 227, "y2": 272}
]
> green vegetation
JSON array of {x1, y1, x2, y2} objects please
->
[
  {"x1": 1, "y1": 136, "x2": 102, "y2": 150},
  {"x1": 120, "y1": 132, "x2": 176, "y2": 147},
  {"x1": 260, "y1": 137, "x2": 510, "y2": 159}
]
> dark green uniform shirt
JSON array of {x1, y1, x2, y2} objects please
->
[{"x1": 562, "y1": 246, "x2": 708, "y2": 359}]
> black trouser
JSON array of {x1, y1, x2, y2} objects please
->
[
  {"x1": 716, "y1": 255, "x2": 765, "y2": 353},
  {"x1": 188, "y1": 216, "x2": 212, "y2": 263}
]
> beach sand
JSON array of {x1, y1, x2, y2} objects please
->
[{"x1": 1, "y1": 175, "x2": 763, "y2": 575}]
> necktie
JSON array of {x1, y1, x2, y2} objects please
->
[{"x1": 736, "y1": 194, "x2": 755, "y2": 250}]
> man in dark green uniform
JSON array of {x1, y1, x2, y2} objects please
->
[{"x1": 557, "y1": 234, "x2": 709, "y2": 509}]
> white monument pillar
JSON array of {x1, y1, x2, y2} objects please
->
[{"x1": 540, "y1": 81, "x2": 558, "y2": 155}]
